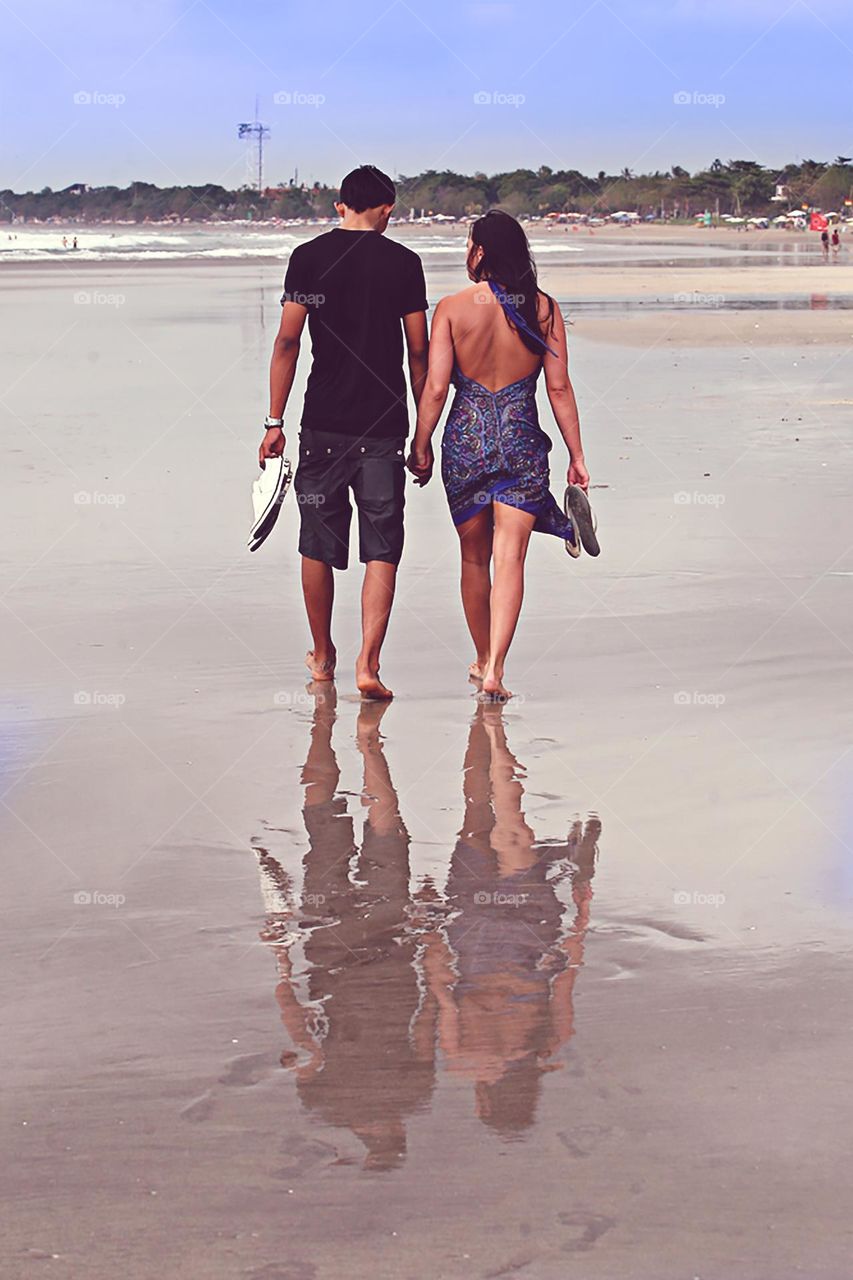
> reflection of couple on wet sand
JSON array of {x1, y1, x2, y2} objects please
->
[{"x1": 256, "y1": 688, "x2": 601, "y2": 1169}]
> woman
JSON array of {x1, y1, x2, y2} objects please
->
[{"x1": 408, "y1": 210, "x2": 595, "y2": 700}]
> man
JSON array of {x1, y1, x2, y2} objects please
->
[{"x1": 259, "y1": 165, "x2": 429, "y2": 699}]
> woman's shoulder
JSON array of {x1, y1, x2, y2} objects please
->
[{"x1": 441, "y1": 283, "x2": 484, "y2": 306}]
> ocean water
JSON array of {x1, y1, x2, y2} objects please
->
[{"x1": 0, "y1": 221, "x2": 585, "y2": 264}]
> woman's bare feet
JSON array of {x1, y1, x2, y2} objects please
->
[
  {"x1": 481, "y1": 670, "x2": 513, "y2": 701},
  {"x1": 468, "y1": 656, "x2": 489, "y2": 682},
  {"x1": 356, "y1": 666, "x2": 394, "y2": 701},
  {"x1": 305, "y1": 649, "x2": 336, "y2": 682}
]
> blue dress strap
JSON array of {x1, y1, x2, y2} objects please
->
[{"x1": 488, "y1": 280, "x2": 559, "y2": 359}]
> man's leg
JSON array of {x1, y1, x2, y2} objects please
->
[
  {"x1": 351, "y1": 444, "x2": 406, "y2": 700},
  {"x1": 356, "y1": 561, "x2": 397, "y2": 700},
  {"x1": 294, "y1": 433, "x2": 351, "y2": 682},
  {"x1": 301, "y1": 556, "x2": 336, "y2": 680}
]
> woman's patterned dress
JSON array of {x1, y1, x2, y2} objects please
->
[{"x1": 440, "y1": 365, "x2": 574, "y2": 539}]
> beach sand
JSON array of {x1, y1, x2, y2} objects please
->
[{"x1": 2, "y1": 240, "x2": 852, "y2": 1278}]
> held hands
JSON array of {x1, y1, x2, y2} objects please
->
[
  {"x1": 259, "y1": 426, "x2": 285, "y2": 470},
  {"x1": 406, "y1": 440, "x2": 434, "y2": 487},
  {"x1": 568, "y1": 456, "x2": 589, "y2": 492}
]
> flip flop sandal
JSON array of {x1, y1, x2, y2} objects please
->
[
  {"x1": 249, "y1": 456, "x2": 293, "y2": 551},
  {"x1": 563, "y1": 484, "x2": 600, "y2": 557}
]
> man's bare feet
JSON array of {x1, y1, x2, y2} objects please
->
[
  {"x1": 305, "y1": 649, "x2": 336, "y2": 682},
  {"x1": 356, "y1": 667, "x2": 394, "y2": 701},
  {"x1": 468, "y1": 658, "x2": 488, "y2": 682}
]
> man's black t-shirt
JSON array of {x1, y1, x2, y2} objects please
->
[{"x1": 282, "y1": 229, "x2": 428, "y2": 439}]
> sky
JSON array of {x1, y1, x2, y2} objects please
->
[{"x1": 2, "y1": 0, "x2": 853, "y2": 192}]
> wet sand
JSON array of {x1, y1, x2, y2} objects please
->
[{"x1": 2, "y1": 242, "x2": 853, "y2": 1278}]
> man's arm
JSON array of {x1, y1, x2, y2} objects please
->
[
  {"x1": 259, "y1": 300, "x2": 308, "y2": 467},
  {"x1": 402, "y1": 310, "x2": 429, "y2": 409},
  {"x1": 407, "y1": 300, "x2": 453, "y2": 486}
]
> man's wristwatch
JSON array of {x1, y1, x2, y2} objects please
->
[{"x1": 264, "y1": 415, "x2": 284, "y2": 429}]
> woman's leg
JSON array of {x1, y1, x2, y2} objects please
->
[
  {"x1": 483, "y1": 501, "x2": 535, "y2": 699},
  {"x1": 456, "y1": 508, "x2": 494, "y2": 679}
]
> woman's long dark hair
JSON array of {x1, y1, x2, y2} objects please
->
[{"x1": 468, "y1": 209, "x2": 555, "y2": 356}]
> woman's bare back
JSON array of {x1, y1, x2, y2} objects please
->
[{"x1": 444, "y1": 283, "x2": 549, "y2": 392}]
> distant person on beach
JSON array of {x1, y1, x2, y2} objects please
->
[
  {"x1": 258, "y1": 165, "x2": 429, "y2": 699},
  {"x1": 72, "y1": 235, "x2": 78, "y2": 250},
  {"x1": 831, "y1": 227, "x2": 841, "y2": 255},
  {"x1": 821, "y1": 228, "x2": 830, "y2": 260},
  {"x1": 62, "y1": 236, "x2": 68, "y2": 249},
  {"x1": 407, "y1": 210, "x2": 593, "y2": 701}
]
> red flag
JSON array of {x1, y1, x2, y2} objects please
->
[{"x1": 810, "y1": 212, "x2": 828, "y2": 231}]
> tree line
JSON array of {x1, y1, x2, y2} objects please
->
[{"x1": 2, "y1": 158, "x2": 851, "y2": 223}]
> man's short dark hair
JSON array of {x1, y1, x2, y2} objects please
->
[{"x1": 339, "y1": 165, "x2": 396, "y2": 212}]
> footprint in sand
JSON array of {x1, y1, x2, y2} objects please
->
[
  {"x1": 557, "y1": 1211, "x2": 616, "y2": 1252},
  {"x1": 556, "y1": 1123, "x2": 614, "y2": 1157},
  {"x1": 179, "y1": 1090, "x2": 215, "y2": 1123},
  {"x1": 217, "y1": 1051, "x2": 275, "y2": 1087}
]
